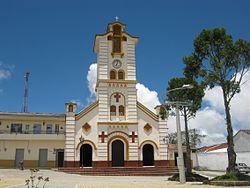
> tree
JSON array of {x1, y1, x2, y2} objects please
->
[
  {"x1": 188, "y1": 129, "x2": 206, "y2": 148},
  {"x1": 168, "y1": 129, "x2": 206, "y2": 148},
  {"x1": 166, "y1": 77, "x2": 204, "y2": 173},
  {"x1": 183, "y1": 28, "x2": 250, "y2": 172}
]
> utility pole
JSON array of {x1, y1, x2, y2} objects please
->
[
  {"x1": 166, "y1": 84, "x2": 193, "y2": 184},
  {"x1": 21, "y1": 72, "x2": 30, "y2": 112}
]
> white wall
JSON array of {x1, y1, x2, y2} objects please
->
[
  {"x1": 195, "y1": 152, "x2": 250, "y2": 171},
  {"x1": 234, "y1": 132, "x2": 250, "y2": 152}
]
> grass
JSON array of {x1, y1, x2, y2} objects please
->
[
  {"x1": 210, "y1": 171, "x2": 250, "y2": 182},
  {"x1": 168, "y1": 172, "x2": 208, "y2": 182}
]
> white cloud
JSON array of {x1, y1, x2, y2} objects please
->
[
  {"x1": 167, "y1": 107, "x2": 227, "y2": 147},
  {"x1": 202, "y1": 71, "x2": 250, "y2": 131},
  {"x1": 86, "y1": 63, "x2": 97, "y2": 102},
  {"x1": 86, "y1": 63, "x2": 161, "y2": 111},
  {"x1": 0, "y1": 61, "x2": 14, "y2": 80},
  {"x1": 70, "y1": 99, "x2": 84, "y2": 109},
  {"x1": 203, "y1": 87, "x2": 224, "y2": 113},
  {"x1": 0, "y1": 69, "x2": 11, "y2": 80},
  {"x1": 0, "y1": 62, "x2": 14, "y2": 93},
  {"x1": 136, "y1": 83, "x2": 161, "y2": 112},
  {"x1": 189, "y1": 108, "x2": 226, "y2": 146}
]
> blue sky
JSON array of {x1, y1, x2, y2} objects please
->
[{"x1": 0, "y1": 0, "x2": 250, "y2": 114}]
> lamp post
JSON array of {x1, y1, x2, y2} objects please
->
[
  {"x1": 79, "y1": 135, "x2": 84, "y2": 142},
  {"x1": 166, "y1": 84, "x2": 193, "y2": 184}
]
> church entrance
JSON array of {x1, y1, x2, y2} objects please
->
[
  {"x1": 80, "y1": 144, "x2": 92, "y2": 167},
  {"x1": 112, "y1": 140, "x2": 124, "y2": 167},
  {"x1": 143, "y1": 144, "x2": 154, "y2": 166}
]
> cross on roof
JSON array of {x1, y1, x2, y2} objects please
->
[
  {"x1": 114, "y1": 93, "x2": 121, "y2": 102},
  {"x1": 99, "y1": 131, "x2": 108, "y2": 143},
  {"x1": 115, "y1": 16, "x2": 119, "y2": 22},
  {"x1": 129, "y1": 131, "x2": 138, "y2": 143}
]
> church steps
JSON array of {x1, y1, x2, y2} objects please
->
[{"x1": 59, "y1": 166, "x2": 178, "y2": 176}]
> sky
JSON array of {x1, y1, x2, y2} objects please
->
[{"x1": 0, "y1": 0, "x2": 250, "y2": 146}]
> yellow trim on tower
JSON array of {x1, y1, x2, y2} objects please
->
[
  {"x1": 76, "y1": 101, "x2": 98, "y2": 120},
  {"x1": 137, "y1": 101, "x2": 159, "y2": 122}
]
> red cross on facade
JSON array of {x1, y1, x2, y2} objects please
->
[
  {"x1": 114, "y1": 93, "x2": 121, "y2": 102},
  {"x1": 99, "y1": 131, "x2": 107, "y2": 143},
  {"x1": 129, "y1": 131, "x2": 138, "y2": 143}
]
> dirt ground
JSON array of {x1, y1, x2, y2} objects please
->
[{"x1": 0, "y1": 178, "x2": 23, "y2": 188}]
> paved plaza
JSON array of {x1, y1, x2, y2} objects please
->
[{"x1": 0, "y1": 169, "x2": 232, "y2": 188}]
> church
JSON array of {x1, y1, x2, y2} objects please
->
[{"x1": 0, "y1": 21, "x2": 170, "y2": 169}]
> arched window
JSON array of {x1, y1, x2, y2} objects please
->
[
  {"x1": 112, "y1": 25, "x2": 122, "y2": 53},
  {"x1": 110, "y1": 70, "x2": 116, "y2": 80},
  {"x1": 118, "y1": 70, "x2": 124, "y2": 80},
  {"x1": 119, "y1": 105, "x2": 125, "y2": 116},
  {"x1": 69, "y1": 105, "x2": 73, "y2": 112},
  {"x1": 110, "y1": 105, "x2": 116, "y2": 116}
]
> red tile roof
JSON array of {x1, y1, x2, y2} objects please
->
[
  {"x1": 241, "y1": 130, "x2": 250, "y2": 134},
  {"x1": 198, "y1": 130, "x2": 250, "y2": 153},
  {"x1": 198, "y1": 143, "x2": 227, "y2": 153}
]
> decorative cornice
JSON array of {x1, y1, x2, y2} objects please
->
[
  {"x1": 97, "y1": 79, "x2": 137, "y2": 84},
  {"x1": 96, "y1": 79, "x2": 137, "y2": 87},
  {"x1": 137, "y1": 101, "x2": 159, "y2": 122},
  {"x1": 75, "y1": 101, "x2": 98, "y2": 120},
  {"x1": 97, "y1": 121, "x2": 138, "y2": 125}
]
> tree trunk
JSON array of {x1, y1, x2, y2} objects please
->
[
  {"x1": 184, "y1": 107, "x2": 192, "y2": 173},
  {"x1": 222, "y1": 89, "x2": 237, "y2": 172}
]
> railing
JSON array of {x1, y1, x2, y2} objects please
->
[{"x1": 0, "y1": 130, "x2": 65, "y2": 135}]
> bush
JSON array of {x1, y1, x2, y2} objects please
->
[
  {"x1": 168, "y1": 172, "x2": 208, "y2": 182},
  {"x1": 211, "y1": 172, "x2": 250, "y2": 182}
]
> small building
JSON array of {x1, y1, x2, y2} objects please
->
[
  {"x1": 194, "y1": 130, "x2": 250, "y2": 171},
  {"x1": 167, "y1": 144, "x2": 197, "y2": 167},
  {"x1": 0, "y1": 112, "x2": 65, "y2": 168}
]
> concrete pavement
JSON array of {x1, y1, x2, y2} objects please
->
[{"x1": 0, "y1": 168, "x2": 237, "y2": 188}]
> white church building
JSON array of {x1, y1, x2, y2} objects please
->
[{"x1": 0, "y1": 21, "x2": 169, "y2": 169}]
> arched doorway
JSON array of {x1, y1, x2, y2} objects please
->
[
  {"x1": 112, "y1": 140, "x2": 124, "y2": 167},
  {"x1": 143, "y1": 144, "x2": 154, "y2": 166},
  {"x1": 80, "y1": 144, "x2": 92, "y2": 167}
]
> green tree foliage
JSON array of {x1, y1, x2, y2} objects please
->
[
  {"x1": 183, "y1": 28, "x2": 250, "y2": 172},
  {"x1": 159, "y1": 105, "x2": 168, "y2": 120},
  {"x1": 166, "y1": 77, "x2": 204, "y2": 118}
]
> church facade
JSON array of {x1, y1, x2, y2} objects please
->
[{"x1": 0, "y1": 21, "x2": 169, "y2": 168}]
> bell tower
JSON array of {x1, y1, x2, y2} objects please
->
[{"x1": 94, "y1": 21, "x2": 139, "y2": 122}]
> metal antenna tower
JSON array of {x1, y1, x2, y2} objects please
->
[{"x1": 22, "y1": 72, "x2": 30, "y2": 112}]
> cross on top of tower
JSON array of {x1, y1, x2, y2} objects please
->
[{"x1": 115, "y1": 16, "x2": 119, "y2": 22}]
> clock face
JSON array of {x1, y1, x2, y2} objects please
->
[{"x1": 112, "y1": 59, "x2": 122, "y2": 69}]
